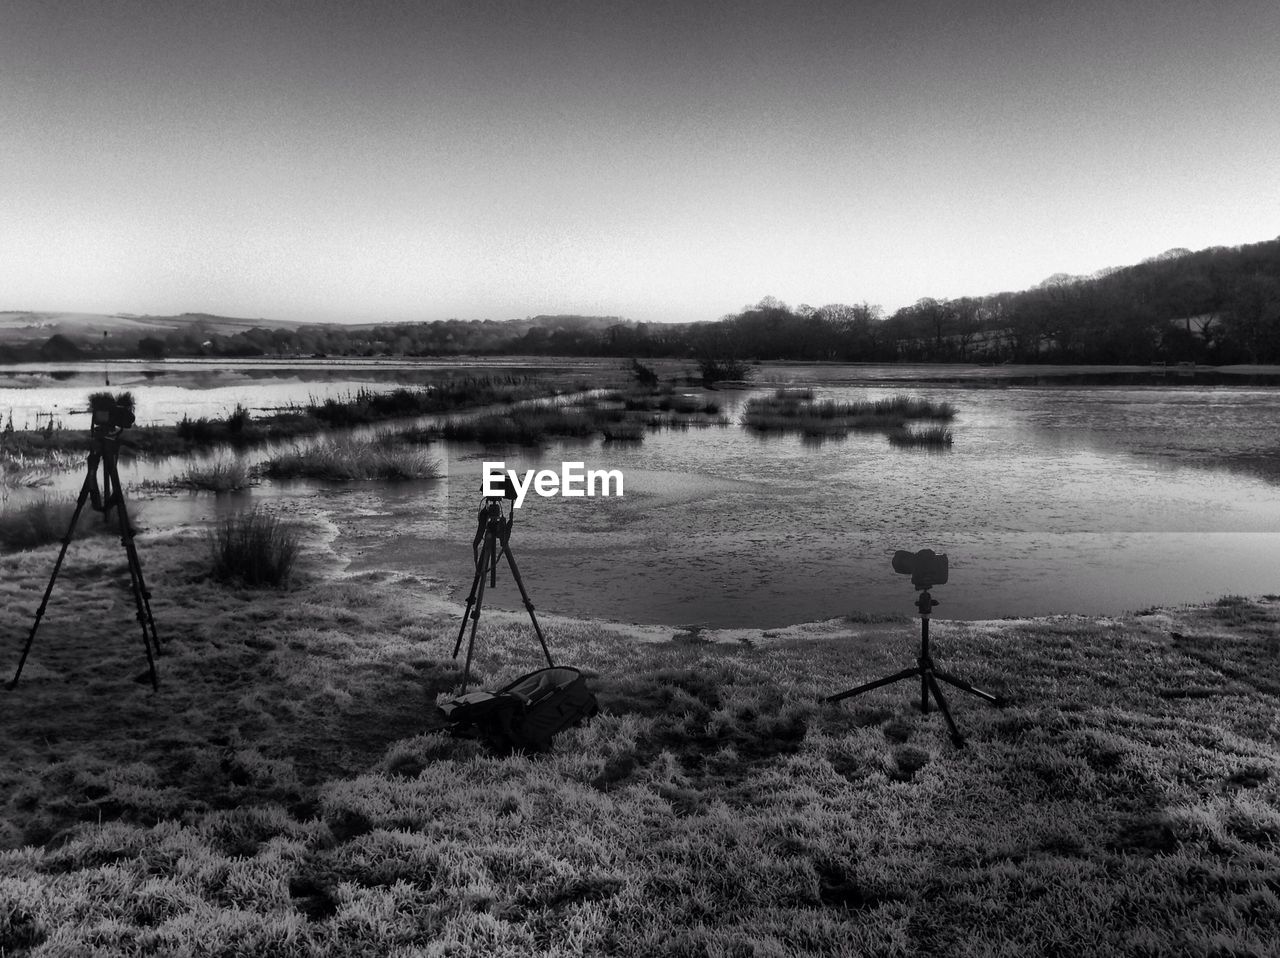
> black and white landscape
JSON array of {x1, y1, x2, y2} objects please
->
[{"x1": 2, "y1": 2, "x2": 1279, "y2": 955}]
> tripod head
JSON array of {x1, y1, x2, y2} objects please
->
[
  {"x1": 478, "y1": 470, "x2": 518, "y2": 522},
  {"x1": 473, "y1": 479, "x2": 519, "y2": 569},
  {"x1": 476, "y1": 497, "x2": 509, "y2": 536},
  {"x1": 80, "y1": 392, "x2": 140, "y2": 520}
]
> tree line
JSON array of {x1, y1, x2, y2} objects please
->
[{"x1": 5, "y1": 238, "x2": 1278, "y2": 365}]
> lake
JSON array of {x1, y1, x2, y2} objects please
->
[{"x1": 3, "y1": 358, "x2": 1278, "y2": 628}]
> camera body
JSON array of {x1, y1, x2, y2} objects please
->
[
  {"x1": 892, "y1": 548, "x2": 948, "y2": 589},
  {"x1": 91, "y1": 404, "x2": 136, "y2": 431},
  {"x1": 88, "y1": 392, "x2": 136, "y2": 433}
]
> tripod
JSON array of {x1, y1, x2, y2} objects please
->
[
  {"x1": 9, "y1": 423, "x2": 161, "y2": 691},
  {"x1": 452, "y1": 497, "x2": 553, "y2": 692},
  {"x1": 825, "y1": 587, "x2": 1003, "y2": 747}
]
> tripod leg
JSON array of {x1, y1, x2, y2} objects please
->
[
  {"x1": 108, "y1": 464, "x2": 158, "y2": 691},
  {"x1": 499, "y1": 544, "x2": 554, "y2": 668},
  {"x1": 453, "y1": 547, "x2": 490, "y2": 659},
  {"x1": 460, "y1": 534, "x2": 496, "y2": 692},
  {"x1": 933, "y1": 668, "x2": 1005, "y2": 707},
  {"x1": 824, "y1": 665, "x2": 921, "y2": 704},
  {"x1": 924, "y1": 671, "x2": 966, "y2": 748},
  {"x1": 8, "y1": 467, "x2": 95, "y2": 689}
]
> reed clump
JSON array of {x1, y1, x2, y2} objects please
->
[
  {"x1": 0, "y1": 495, "x2": 125, "y2": 553},
  {"x1": 206, "y1": 507, "x2": 301, "y2": 588},
  {"x1": 262, "y1": 439, "x2": 442, "y2": 481},
  {"x1": 744, "y1": 390, "x2": 956, "y2": 437},
  {"x1": 175, "y1": 457, "x2": 253, "y2": 491},
  {"x1": 888, "y1": 425, "x2": 954, "y2": 448}
]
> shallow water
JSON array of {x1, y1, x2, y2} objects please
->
[
  {"x1": 4, "y1": 361, "x2": 1278, "y2": 627},
  {"x1": 342, "y1": 384, "x2": 1280, "y2": 626}
]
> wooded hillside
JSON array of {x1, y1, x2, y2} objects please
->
[{"x1": 3, "y1": 238, "x2": 1277, "y2": 364}]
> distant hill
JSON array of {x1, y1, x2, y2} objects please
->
[
  {"x1": 0, "y1": 311, "x2": 306, "y2": 345},
  {"x1": 0, "y1": 309, "x2": 635, "y2": 363},
  {"x1": 3, "y1": 236, "x2": 1277, "y2": 364},
  {"x1": 336, "y1": 314, "x2": 624, "y2": 334},
  {"x1": 0, "y1": 311, "x2": 624, "y2": 346}
]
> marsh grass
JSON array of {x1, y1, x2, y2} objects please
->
[
  {"x1": 207, "y1": 507, "x2": 302, "y2": 587},
  {"x1": 1, "y1": 526, "x2": 1277, "y2": 957},
  {"x1": 176, "y1": 457, "x2": 253, "y2": 491},
  {"x1": 887, "y1": 424, "x2": 954, "y2": 447},
  {"x1": 0, "y1": 494, "x2": 120, "y2": 552},
  {"x1": 442, "y1": 388, "x2": 729, "y2": 445},
  {"x1": 440, "y1": 407, "x2": 599, "y2": 445},
  {"x1": 600, "y1": 422, "x2": 644, "y2": 441},
  {"x1": 262, "y1": 439, "x2": 442, "y2": 481},
  {"x1": 380, "y1": 424, "x2": 436, "y2": 445},
  {"x1": 745, "y1": 390, "x2": 957, "y2": 438},
  {"x1": 307, "y1": 377, "x2": 560, "y2": 427},
  {"x1": 0, "y1": 449, "x2": 79, "y2": 500},
  {"x1": 620, "y1": 389, "x2": 722, "y2": 416},
  {"x1": 645, "y1": 413, "x2": 734, "y2": 430}
]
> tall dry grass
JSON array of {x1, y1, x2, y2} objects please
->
[
  {"x1": 176, "y1": 457, "x2": 253, "y2": 491},
  {"x1": 207, "y1": 507, "x2": 302, "y2": 587},
  {"x1": 887, "y1": 425, "x2": 954, "y2": 447},
  {"x1": 0, "y1": 495, "x2": 118, "y2": 553},
  {"x1": 262, "y1": 439, "x2": 441, "y2": 481}
]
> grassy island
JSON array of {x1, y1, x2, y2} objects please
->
[{"x1": 744, "y1": 389, "x2": 957, "y2": 439}]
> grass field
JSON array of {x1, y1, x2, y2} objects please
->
[{"x1": 1, "y1": 519, "x2": 1278, "y2": 956}]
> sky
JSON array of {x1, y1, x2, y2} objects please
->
[{"x1": 2, "y1": 0, "x2": 1278, "y2": 325}]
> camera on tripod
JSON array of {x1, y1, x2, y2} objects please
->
[
  {"x1": 88, "y1": 392, "x2": 136, "y2": 433},
  {"x1": 892, "y1": 548, "x2": 948, "y2": 589},
  {"x1": 10, "y1": 390, "x2": 159, "y2": 692},
  {"x1": 826, "y1": 545, "x2": 1003, "y2": 747},
  {"x1": 451, "y1": 473, "x2": 554, "y2": 692}
]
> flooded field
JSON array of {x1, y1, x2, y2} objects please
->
[{"x1": 3, "y1": 359, "x2": 1278, "y2": 626}]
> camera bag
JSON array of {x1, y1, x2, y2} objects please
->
[{"x1": 439, "y1": 666, "x2": 598, "y2": 752}]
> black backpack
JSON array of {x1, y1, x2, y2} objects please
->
[{"x1": 439, "y1": 667, "x2": 598, "y2": 753}]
